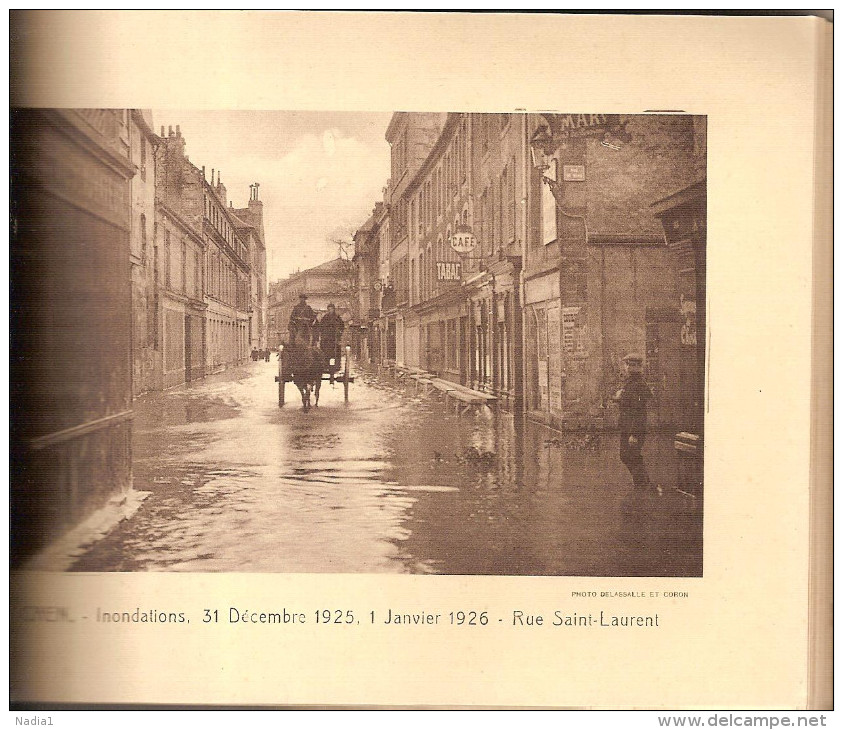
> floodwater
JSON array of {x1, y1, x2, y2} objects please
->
[{"x1": 70, "y1": 360, "x2": 703, "y2": 576}]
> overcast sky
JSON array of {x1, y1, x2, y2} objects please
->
[{"x1": 152, "y1": 110, "x2": 393, "y2": 282}]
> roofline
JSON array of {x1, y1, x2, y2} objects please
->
[
  {"x1": 404, "y1": 113, "x2": 463, "y2": 197},
  {"x1": 131, "y1": 109, "x2": 158, "y2": 141},
  {"x1": 157, "y1": 201, "x2": 205, "y2": 244},
  {"x1": 651, "y1": 179, "x2": 707, "y2": 215},
  {"x1": 385, "y1": 112, "x2": 406, "y2": 143}
]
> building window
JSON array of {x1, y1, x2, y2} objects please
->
[
  {"x1": 140, "y1": 135, "x2": 147, "y2": 181},
  {"x1": 410, "y1": 258, "x2": 416, "y2": 305},
  {"x1": 461, "y1": 118, "x2": 468, "y2": 182},
  {"x1": 409, "y1": 199, "x2": 415, "y2": 243},
  {"x1": 194, "y1": 250, "x2": 201, "y2": 297},
  {"x1": 140, "y1": 214, "x2": 147, "y2": 260},
  {"x1": 493, "y1": 176, "x2": 501, "y2": 252},
  {"x1": 426, "y1": 244, "x2": 432, "y2": 298},
  {"x1": 480, "y1": 189, "x2": 489, "y2": 259},
  {"x1": 165, "y1": 229, "x2": 171, "y2": 288},
  {"x1": 446, "y1": 318, "x2": 458, "y2": 371},
  {"x1": 418, "y1": 252, "x2": 424, "y2": 301},
  {"x1": 417, "y1": 193, "x2": 423, "y2": 234},
  {"x1": 181, "y1": 241, "x2": 187, "y2": 293}
]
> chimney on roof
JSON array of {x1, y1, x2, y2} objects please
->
[
  {"x1": 168, "y1": 126, "x2": 173, "y2": 137},
  {"x1": 213, "y1": 171, "x2": 227, "y2": 205},
  {"x1": 160, "y1": 125, "x2": 165, "y2": 137},
  {"x1": 176, "y1": 125, "x2": 181, "y2": 138}
]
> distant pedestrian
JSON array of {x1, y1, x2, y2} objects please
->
[{"x1": 612, "y1": 353, "x2": 654, "y2": 492}]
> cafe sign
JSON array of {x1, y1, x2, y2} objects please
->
[{"x1": 449, "y1": 225, "x2": 477, "y2": 255}]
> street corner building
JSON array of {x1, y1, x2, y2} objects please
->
[
  {"x1": 352, "y1": 111, "x2": 705, "y2": 493},
  {"x1": 9, "y1": 110, "x2": 269, "y2": 565}
]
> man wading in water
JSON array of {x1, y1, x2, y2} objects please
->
[{"x1": 613, "y1": 353, "x2": 659, "y2": 493}]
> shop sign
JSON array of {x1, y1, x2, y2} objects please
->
[
  {"x1": 545, "y1": 113, "x2": 630, "y2": 143},
  {"x1": 563, "y1": 164, "x2": 585, "y2": 182},
  {"x1": 450, "y1": 228, "x2": 477, "y2": 254},
  {"x1": 436, "y1": 261, "x2": 462, "y2": 282}
]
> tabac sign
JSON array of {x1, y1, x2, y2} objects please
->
[{"x1": 437, "y1": 261, "x2": 462, "y2": 282}]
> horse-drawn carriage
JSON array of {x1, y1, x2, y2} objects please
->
[{"x1": 274, "y1": 338, "x2": 354, "y2": 410}]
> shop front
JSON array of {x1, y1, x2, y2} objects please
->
[
  {"x1": 464, "y1": 256, "x2": 521, "y2": 410},
  {"x1": 652, "y1": 180, "x2": 706, "y2": 497},
  {"x1": 524, "y1": 268, "x2": 563, "y2": 423}
]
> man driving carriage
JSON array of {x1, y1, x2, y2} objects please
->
[
  {"x1": 289, "y1": 293, "x2": 316, "y2": 345},
  {"x1": 277, "y1": 299, "x2": 353, "y2": 411}
]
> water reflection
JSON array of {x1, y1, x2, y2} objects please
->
[{"x1": 70, "y1": 361, "x2": 702, "y2": 576}]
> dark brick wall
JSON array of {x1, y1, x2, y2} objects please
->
[{"x1": 584, "y1": 115, "x2": 698, "y2": 237}]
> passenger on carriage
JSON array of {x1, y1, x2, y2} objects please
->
[{"x1": 319, "y1": 303, "x2": 345, "y2": 384}]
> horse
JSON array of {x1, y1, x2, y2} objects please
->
[{"x1": 287, "y1": 327, "x2": 327, "y2": 412}]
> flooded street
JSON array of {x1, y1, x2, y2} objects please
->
[{"x1": 70, "y1": 360, "x2": 702, "y2": 576}]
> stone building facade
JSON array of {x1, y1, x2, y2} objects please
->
[
  {"x1": 11, "y1": 110, "x2": 270, "y2": 562},
  {"x1": 128, "y1": 110, "x2": 161, "y2": 396},
  {"x1": 373, "y1": 113, "x2": 527, "y2": 410},
  {"x1": 231, "y1": 183, "x2": 268, "y2": 353},
  {"x1": 383, "y1": 112, "x2": 444, "y2": 367},
  {"x1": 524, "y1": 113, "x2": 704, "y2": 429},
  {"x1": 351, "y1": 207, "x2": 380, "y2": 363},
  {"x1": 156, "y1": 127, "x2": 254, "y2": 380},
  {"x1": 155, "y1": 201, "x2": 206, "y2": 387},
  {"x1": 11, "y1": 109, "x2": 136, "y2": 564},
  {"x1": 353, "y1": 112, "x2": 706, "y2": 434}
]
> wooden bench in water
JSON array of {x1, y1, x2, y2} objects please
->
[
  {"x1": 427, "y1": 378, "x2": 496, "y2": 415},
  {"x1": 389, "y1": 363, "x2": 497, "y2": 414}
]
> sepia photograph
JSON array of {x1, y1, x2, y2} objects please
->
[
  {"x1": 9, "y1": 11, "x2": 830, "y2": 713},
  {"x1": 11, "y1": 109, "x2": 705, "y2": 577}
]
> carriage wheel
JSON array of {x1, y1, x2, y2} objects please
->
[
  {"x1": 278, "y1": 345, "x2": 285, "y2": 407},
  {"x1": 343, "y1": 345, "x2": 351, "y2": 403}
]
